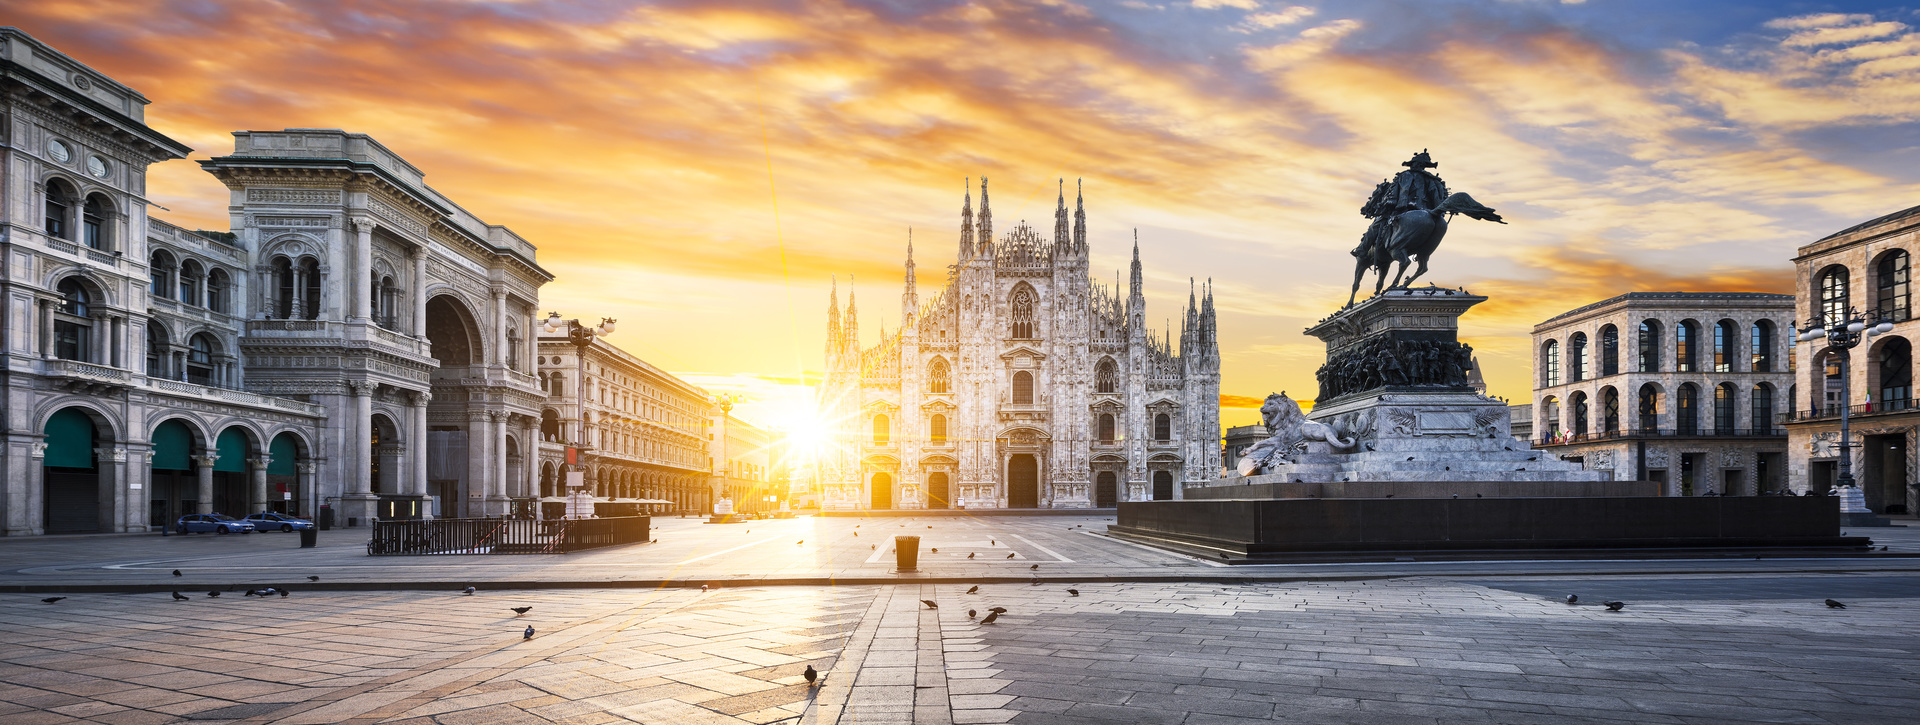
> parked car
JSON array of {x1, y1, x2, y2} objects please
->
[
  {"x1": 175, "y1": 514, "x2": 255, "y2": 535},
  {"x1": 243, "y1": 512, "x2": 314, "y2": 532}
]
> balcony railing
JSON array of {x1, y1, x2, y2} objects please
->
[
  {"x1": 1781, "y1": 399, "x2": 1917, "y2": 423},
  {"x1": 1535, "y1": 427, "x2": 1783, "y2": 446},
  {"x1": 44, "y1": 359, "x2": 132, "y2": 384}
]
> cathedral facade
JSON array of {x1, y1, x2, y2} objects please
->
[{"x1": 816, "y1": 179, "x2": 1221, "y2": 510}]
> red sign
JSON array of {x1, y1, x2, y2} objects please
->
[{"x1": 566, "y1": 447, "x2": 579, "y2": 466}]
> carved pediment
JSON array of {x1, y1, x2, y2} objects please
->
[
  {"x1": 1090, "y1": 399, "x2": 1123, "y2": 413},
  {"x1": 999, "y1": 346, "x2": 1047, "y2": 361},
  {"x1": 920, "y1": 454, "x2": 958, "y2": 466},
  {"x1": 862, "y1": 399, "x2": 900, "y2": 415},
  {"x1": 921, "y1": 399, "x2": 957, "y2": 413}
]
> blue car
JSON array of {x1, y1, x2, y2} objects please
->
[
  {"x1": 243, "y1": 512, "x2": 314, "y2": 532},
  {"x1": 175, "y1": 514, "x2": 255, "y2": 535}
]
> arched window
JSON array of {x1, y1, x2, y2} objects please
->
[
  {"x1": 1010, "y1": 286, "x2": 1035, "y2": 338},
  {"x1": 1096, "y1": 357, "x2": 1118, "y2": 393},
  {"x1": 1676, "y1": 383, "x2": 1699, "y2": 435},
  {"x1": 1880, "y1": 337, "x2": 1912, "y2": 411},
  {"x1": 1012, "y1": 370, "x2": 1033, "y2": 404},
  {"x1": 1750, "y1": 320, "x2": 1773, "y2": 372},
  {"x1": 54, "y1": 278, "x2": 92, "y2": 362},
  {"x1": 930, "y1": 414, "x2": 948, "y2": 443},
  {"x1": 872, "y1": 414, "x2": 889, "y2": 445},
  {"x1": 1541, "y1": 396, "x2": 1560, "y2": 437},
  {"x1": 82, "y1": 194, "x2": 109, "y2": 250},
  {"x1": 1752, "y1": 384, "x2": 1774, "y2": 435},
  {"x1": 1099, "y1": 413, "x2": 1116, "y2": 443},
  {"x1": 1714, "y1": 383, "x2": 1736, "y2": 435},
  {"x1": 272, "y1": 257, "x2": 295, "y2": 319},
  {"x1": 179, "y1": 259, "x2": 203, "y2": 307},
  {"x1": 186, "y1": 334, "x2": 215, "y2": 386},
  {"x1": 1880, "y1": 251, "x2": 1911, "y2": 322},
  {"x1": 1569, "y1": 332, "x2": 1588, "y2": 382},
  {"x1": 1819, "y1": 265, "x2": 1849, "y2": 326},
  {"x1": 1541, "y1": 340, "x2": 1560, "y2": 387},
  {"x1": 206, "y1": 268, "x2": 230, "y2": 314},
  {"x1": 928, "y1": 357, "x2": 950, "y2": 394},
  {"x1": 1154, "y1": 413, "x2": 1171, "y2": 441},
  {"x1": 1602, "y1": 387, "x2": 1620, "y2": 433},
  {"x1": 540, "y1": 409, "x2": 560, "y2": 442},
  {"x1": 150, "y1": 250, "x2": 176, "y2": 300},
  {"x1": 1676, "y1": 321, "x2": 1699, "y2": 372},
  {"x1": 1824, "y1": 351, "x2": 1844, "y2": 415},
  {"x1": 43, "y1": 180, "x2": 74, "y2": 239},
  {"x1": 300, "y1": 258, "x2": 322, "y2": 320},
  {"x1": 1637, "y1": 320, "x2": 1661, "y2": 372},
  {"x1": 1599, "y1": 324, "x2": 1619, "y2": 376},
  {"x1": 1570, "y1": 391, "x2": 1589, "y2": 437},
  {"x1": 145, "y1": 323, "x2": 167, "y2": 377},
  {"x1": 1714, "y1": 320, "x2": 1736, "y2": 372},
  {"x1": 1638, "y1": 384, "x2": 1660, "y2": 431}
]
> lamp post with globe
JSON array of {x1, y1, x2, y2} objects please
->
[{"x1": 1798, "y1": 306, "x2": 1892, "y2": 524}]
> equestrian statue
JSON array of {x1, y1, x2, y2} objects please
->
[{"x1": 1347, "y1": 150, "x2": 1504, "y2": 307}]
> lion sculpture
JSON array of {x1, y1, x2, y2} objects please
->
[{"x1": 1236, "y1": 392, "x2": 1357, "y2": 476}]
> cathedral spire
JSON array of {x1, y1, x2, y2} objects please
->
[
  {"x1": 903, "y1": 230, "x2": 918, "y2": 327},
  {"x1": 959, "y1": 178, "x2": 974, "y2": 260},
  {"x1": 828, "y1": 274, "x2": 841, "y2": 347},
  {"x1": 1128, "y1": 231, "x2": 1144, "y2": 303},
  {"x1": 1053, "y1": 178, "x2": 1069, "y2": 255},
  {"x1": 845, "y1": 275, "x2": 858, "y2": 353},
  {"x1": 978, "y1": 177, "x2": 993, "y2": 256},
  {"x1": 1073, "y1": 178, "x2": 1086, "y2": 253}
]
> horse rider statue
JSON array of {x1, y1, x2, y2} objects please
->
[{"x1": 1347, "y1": 150, "x2": 1505, "y2": 307}]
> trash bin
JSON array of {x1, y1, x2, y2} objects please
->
[
  {"x1": 299, "y1": 526, "x2": 317, "y2": 548},
  {"x1": 895, "y1": 535, "x2": 920, "y2": 571}
]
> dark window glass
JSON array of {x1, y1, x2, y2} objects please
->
[
  {"x1": 1600, "y1": 325, "x2": 1619, "y2": 376},
  {"x1": 1879, "y1": 252, "x2": 1910, "y2": 322},
  {"x1": 1820, "y1": 267, "x2": 1849, "y2": 326},
  {"x1": 1750, "y1": 321, "x2": 1772, "y2": 372},
  {"x1": 1154, "y1": 413, "x2": 1171, "y2": 441}
]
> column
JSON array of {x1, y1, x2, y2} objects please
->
[
  {"x1": 194, "y1": 454, "x2": 218, "y2": 515},
  {"x1": 351, "y1": 383, "x2": 373, "y2": 496},
  {"x1": 96, "y1": 446, "x2": 125, "y2": 532},
  {"x1": 297, "y1": 461, "x2": 317, "y2": 518},
  {"x1": 411, "y1": 247, "x2": 428, "y2": 337},
  {"x1": 352, "y1": 219, "x2": 373, "y2": 322},
  {"x1": 110, "y1": 316, "x2": 125, "y2": 368},
  {"x1": 38, "y1": 299, "x2": 53, "y2": 357},
  {"x1": 250, "y1": 456, "x2": 270, "y2": 513},
  {"x1": 410, "y1": 391, "x2": 431, "y2": 500},
  {"x1": 468, "y1": 410, "x2": 493, "y2": 516},
  {"x1": 17, "y1": 440, "x2": 47, "y2": 535},
  {"x1": 129, "y1": 449, "x2": 153, "y2": 532},
  {"x1": 492, "y1": 411, "x2": 509, "y2": 503},
  {"x1": 491, "y1": 287, "x2": 508, "y2": 368}
]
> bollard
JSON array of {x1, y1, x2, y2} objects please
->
[
  {"x1": 299, "y1": 526, "x2": 317, "y2": 548},
  {"x1": 895, "y1": 535, "x2": 920, "y2": 572}
]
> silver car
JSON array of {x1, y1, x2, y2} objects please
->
[
  {"x1": 175, "y1": 514, "x2": 255, "y2": 535},
  {"x1": 243, "y1": 512, "x2": 314, "y2": 532}
]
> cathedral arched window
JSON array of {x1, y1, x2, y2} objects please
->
[
  {"x1": 930, "y1": 414, "x2": 947, "y2": 443},
  {"x1": 929, "y1": 357, "x2": 950, "y2": 394},
  {"x1": 1098, "y1": 413, "x2": 1115, "y2": 443},
  {"x1": 1010, "y1": 286, "x2": 1035, "y2": 339},
  {"x1": 1012, "y1": 370, "x2": 1034, "y2": 404},
  {"x1": 1096, "y1": 358, "x2": 1118, "y2": 393},
  {"x1": 1153, "y1": 413, "x2": 1171, "y2": 441},
  {"x1": 872, "y1": 414, "x2": 889, "y2": 445}
]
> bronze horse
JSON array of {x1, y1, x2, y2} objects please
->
[{"x1": 1348, "y1": 192, "x2": 1503, "y2": 305}]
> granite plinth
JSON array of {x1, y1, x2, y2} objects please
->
[
  {"x1": 1186, "y1": 479, "x2": 1659, "y2": 500},
  {"x1": 1109, "y1": 496, "x2": 1863, "y2": 562}
]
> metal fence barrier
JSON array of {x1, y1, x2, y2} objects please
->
[{"x1": 367, "y1": 516, "x2": 650, "y2": 555}]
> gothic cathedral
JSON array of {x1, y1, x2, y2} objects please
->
[{"x1": 817, "y1": 179, "x2": 1221, "y2": 510}]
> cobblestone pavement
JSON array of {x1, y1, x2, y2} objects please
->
[
  {"x1": 4, "y1": 516, "x2": 1920, "y2": 591},
  {"x1": 4, "y1": 575, "x2": 1918, "y2": 724}
]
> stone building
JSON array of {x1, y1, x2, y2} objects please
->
[
  {"x1": 534, "y1": 333, "x2": 715, "y2": 518},
  {"x1": 1530, "y1": 292, "x2": 1795, "y2": 495},
  {"x1": 816, "y1": 179, "x2": 1221, "y2": 510},
  {"x1": 1784, "y1": 203, "x2": 1920, "y2": 515},
  {"x1": 713, "y1": 411, "x2": 772, "y2": 513},
  {"x1": 1, "y1": 29, "x2": 554, "y2": 533}
]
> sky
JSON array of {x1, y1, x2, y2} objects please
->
[{"x1": 10, "y1": 0, "x2": 1920, "y2": 433}]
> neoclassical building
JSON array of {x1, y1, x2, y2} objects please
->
[
  {"x1": 816, "y1": 179, "x2": 1221, "y2": 510},
  {"x1": 534, "y1": 333, "x2": 714, "y2": 518},
  {"x1": 1530, "y1": 292, "x2": 1795, "y2": 495},
  {"x1": 1, "y1": 29, "x2": 550, "y2": 534},
  {"x1": 1785, "y1": 203, "x2": 1920, "y2": 515}
]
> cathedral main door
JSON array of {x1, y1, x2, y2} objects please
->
[
  {"x1": 928, "y1": 472, "x2": 950, "y2": 509},
  {"x1": 1008, "y1": 455, "x2": 1039, "y2": 508},
  {"x1": 871, "y1": 472, "x2": 892, "y2": 510},
  {"x1": 1095, "y1": 471, "x2": 1117, "y2": 507}
]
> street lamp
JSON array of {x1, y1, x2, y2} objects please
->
[
  {"x1": 543, "y1": 313, "x2": 615, "y2": 518},
  {"x1": 712, "y1": 393, "x2": 741, "y2": 514},
  {"x1": 1798, "y1": 306, "x2": 1892, "y2": 514}
]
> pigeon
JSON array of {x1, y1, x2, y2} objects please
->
[
  {"x1": 1881, "y1": 546, "x2": 1890, "y2": 552},
  {"x1": 853, "y1": 532, "x2": 858, "y2": 537},
  {"x1": 701, "y1": 584, "x2": 710, "y2": 592},
  {"x1": 172, "y1": 570, "x2": 182, "y2": 577},
  {"x1": 927, "y1": 526, "x2": 933, "y2": 529},
  {"x1": 797, "y1": 540, "x2": 804, "y2": 545},
  {"x1": 463, "y1": 586, "x2": 477, "y2": 595},
  {"x1": 803, "y1": 665, "x2": 818, "y2": 685},
  {"x1": 1030, "y1": 564, "x2": 1039, "y2": 571},
  {"x1": 968, "y1": 609, "x2": 977, "y2": 618},
  {"x1": 1826, "y1": 599, "x2": 1847, "y2": 609},
  {"x1": 1475, "y1": 493, "x2": 1482, "y2": 498},
  {"x1": 1407, "y1": 457, "x2": 1415, "y2": 461},
  {"x1": 1604, "y1": 601, "x2": 1625, "y2": 611},
  {"x1": 260, "y1": 588, "x2": 278, "y2": 597},
  {"x1": 872, "y1": 545, "x2": 877, "y2": 550},
  {"x1": 171, "y1": 592, "x2": 189, "y2": 601},
  {"x1": 988, "y1": 607, "x2": 1007, "y2": 614},
  {"x1": 511, "y1": 607, "x2": 532, "y2": 615},
  {"x1": 307, "y1": 576, "x2": 320, "y2": 582},
  {"x1": 1529, "y1": 456, "x2": 1538, "y2": 461},
  {"x1": 979, "y1": 611, "x2": 1000, "y2": 624},
  {"x1": 1452, "y1": 494, "x2": 1458, "y2": 499},
  {"x1": 991, "y1": 539, "x2": 995, "y2": 545},
  {"x1": 279, "y1": 589, "x2": 289, "y2": 598},
  {"x1": 41, "y1": 597, "x2": 65, "y2": 604},
  {"x1": 523, "y1": 625, "x2": 535, "y2": 640},
  {"x1": 966, "y1": 586, "x2": 979, "y2": 594},
  {"x1": 1006, "y1": 553, "x2": 1015, "y2": 559},
  {"x1": 1517, "y1": 467, "x2": 1526, "y2": 471},
  {"x1": 931, "y1": 548, "x2": 938, "y2": 553},
  {"x1": 1068, "y1": 589, "x2": 1080, "y2": 597},
  {"x1": 1385, "y1": 494, "x2": 1394, "y2": 498},
  {"x1": 968, "y1": 552, "x2": 975, "y2": 559},
  {"x1": 207, "y1": 591, "x2": 220, "y2": 598},
  {"x1": 921, "y1": 600, "x2": 938, "y2": 609},
  {"x1": 245, "y1": 590, "x2": 259, "y2": 597}
]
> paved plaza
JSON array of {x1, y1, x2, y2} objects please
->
[{"x1": 3, "y1": 516, "x2": 1920, "y2": 723}]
